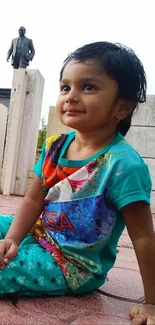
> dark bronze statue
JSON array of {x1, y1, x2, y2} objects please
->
[{"x1": 6, "y1": 26, "x2": 35, "y2": 69}]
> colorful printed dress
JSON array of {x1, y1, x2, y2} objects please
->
[{"x1": 31, "y1": 131, "x2": 152, "y2": 293}]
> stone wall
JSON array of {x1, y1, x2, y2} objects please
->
[
  {"x1": 46, "y1": 106, "x2": 73, "y2": 138},
  {"x1": 126, "y1": 95, "x2": 155, "y2": 211},
  {"x1": 0, "y1": 89, "x2": 11, "y2": 109}
]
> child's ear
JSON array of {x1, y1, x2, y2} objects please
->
[{"x1": 117, "y1": 101, "x2": 135, "y2": 120}]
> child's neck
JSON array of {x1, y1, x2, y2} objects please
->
[
  {"x1": 76, "y1": 129, "x2": 116, "y2": 150},
  {"x1": 65, "y1": 129, "x2": 117, "y2": 161}
]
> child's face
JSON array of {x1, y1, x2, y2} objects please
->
[{"x1": 56, "y1": 60, "x2": 122, "y2": 133}]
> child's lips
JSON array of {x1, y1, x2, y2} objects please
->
[{"x1": 64, "y1": 108, "x2": 85, "y2": 114}]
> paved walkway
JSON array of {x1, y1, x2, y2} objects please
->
[{"x1": 0, "y1": 194, "x2": 154, "y2": 325}]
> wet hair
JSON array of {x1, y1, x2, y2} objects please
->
[{"x1": 60, "y1": 42, "x2": 147, "y2": 136}]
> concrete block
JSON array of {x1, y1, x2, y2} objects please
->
[
  {"x1": 126, "y1": 126, "x2": 155, "y2": 158},
  {"x1": 46, "y1": 106, "x2": 73, "y2": 138},
  {"x1": 2, "y1": 69, "x2": 44, "y2": 196},
  {"x1": 132, "y1": 95, "x2": 155, "y2": 126},
  {"x1": 14, "y1": 70, "x2": 44, "y2": 195},
  {"x1": 144, "y1": 158, "x2": 155, "y2": 190},
  {"x1": 0, "y1": 104, "x2": 7, "y2": 168},
  {"x1": 151, "y1": 191, "x2": 155, "y2": 212},
  {"x1": 2, "y1": 69, "x2": 28, "y2": 195}
]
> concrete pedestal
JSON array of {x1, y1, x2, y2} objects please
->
[
  {"x1": 2, "y1": 69, "x2": 44, "y2": 196},
  {"x1": 0, "y1": 104, "x2": 7, "y2": 169}
]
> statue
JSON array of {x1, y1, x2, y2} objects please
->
[{"x1": 6, "y1": 26, "x2": 35, "y2": 69}]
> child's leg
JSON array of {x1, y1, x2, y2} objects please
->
[{"x1": 0, "y1": 215, "x2": 69, "y2": 297}]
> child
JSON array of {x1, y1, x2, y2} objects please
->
[{"x1": 0, "y1": 41, "x2": 155, "y2": 324}]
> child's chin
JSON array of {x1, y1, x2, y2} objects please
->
[{"x1": 61, "y1": 118, "x2": 81, "y2": 129}]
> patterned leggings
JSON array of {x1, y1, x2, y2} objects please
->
[{"x1": 0, "y1": 216, "x2": 69, "y2": 297}]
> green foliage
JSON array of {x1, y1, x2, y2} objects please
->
[
  {"x1": 37, "y1": 127, "x2": 46, "y2": 150},
  {"x1": 37, "y1": 117, "x2": 47, "y2": 150}
]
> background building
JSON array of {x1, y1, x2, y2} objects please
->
[{"x1": 0, "y1": 88, "x2": 11, "y2": 109}]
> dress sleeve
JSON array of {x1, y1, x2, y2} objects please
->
[
  {"x1": 33, "y1": 141, "x2": 46, "y2": 179},
  {"x1": 108, "y1": 163, "x2": 152, "y2": 210}
]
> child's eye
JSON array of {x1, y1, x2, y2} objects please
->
[
  {"x1": 60, "y1": 85, "x2": 70, "y2": 92},
  {"x1": 83, "y1": 84, "x2": 96, "y2": 91}
]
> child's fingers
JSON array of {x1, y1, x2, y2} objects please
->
[
  {"x1": 129, "y1": 305, "x2": 140, "y2": 319},
  {"x1": 3, "y1": 257, "x2": 9, "y2": 264},
  {"x1": 131, "y1": 314, "x2": 147, "y2": 325},
  {"x1": 4, "y1": 244, "x2": 18, "y2": 264},
  {"x1": 0, "y1": 241, "x2": 7, "y2": 268},
  {"x1": 147, "y1": 316, "x2": 155, "y2": 325}
]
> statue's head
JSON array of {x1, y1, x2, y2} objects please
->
[{"x1": 19, "y1": 26, "x2": 26, "y2": 37}]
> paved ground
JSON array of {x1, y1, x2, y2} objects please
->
[{"x1": 0, "y1": 194, "x2": 154, "y2": 325}]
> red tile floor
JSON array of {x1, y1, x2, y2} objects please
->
[{"x1": 0, "y1": 194, "x2": 154, "y2": 325}]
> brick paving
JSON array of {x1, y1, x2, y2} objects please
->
[{"x1": 0, "y1": 194, "x2": 154, "y2": 325}]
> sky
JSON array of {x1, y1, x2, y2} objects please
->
[{"x1": 0, "y1": 0, "x2": 154, "y2": 123}]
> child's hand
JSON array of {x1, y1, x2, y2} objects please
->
[
  {"x1": 0, "y1": 239, "x2": 18, "y2": 269},
  {"x1": 129, "y1": 304, "x2": 155, "y2": 324}
]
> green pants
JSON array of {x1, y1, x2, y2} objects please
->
[{"x1": 0, "y1": 215, "x2": 69, "y2": 297}]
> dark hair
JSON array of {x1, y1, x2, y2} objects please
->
[{"x1": 60, "y1": 42, "x2": 147, "y2": 136}]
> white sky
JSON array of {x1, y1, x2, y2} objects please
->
[{"x1": 0, "y1": 0, "x2": 154, "y2": 122}]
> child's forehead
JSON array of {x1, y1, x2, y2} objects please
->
[{"x1": 61, "y1": 60, "x2": 106, "y2": 80}]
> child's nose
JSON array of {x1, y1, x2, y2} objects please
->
[{"x1": 65, "y1": 89, "x2": 79, "y2": 103}]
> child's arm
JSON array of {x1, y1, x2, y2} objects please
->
[
  {"x1": 123, "y1": 201, "x2": 155, "y2": 324},
  {"x1": 5, "y1": 176, "x2": 45, "y2": 245}
]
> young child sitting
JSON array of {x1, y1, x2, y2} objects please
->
[{"x1": 0, "y1": 41, "x2": 155, "y2": 325}]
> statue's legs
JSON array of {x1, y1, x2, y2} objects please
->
[
  {"x1": 13, "y1": 52, "x2": 28, "y2": 69},
  {"x1": 13, "y1": 53, "x2": 20, "y2": 69},
  {"x1": 13, "y1": 59, "x2": 19, "y2": 69}
]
